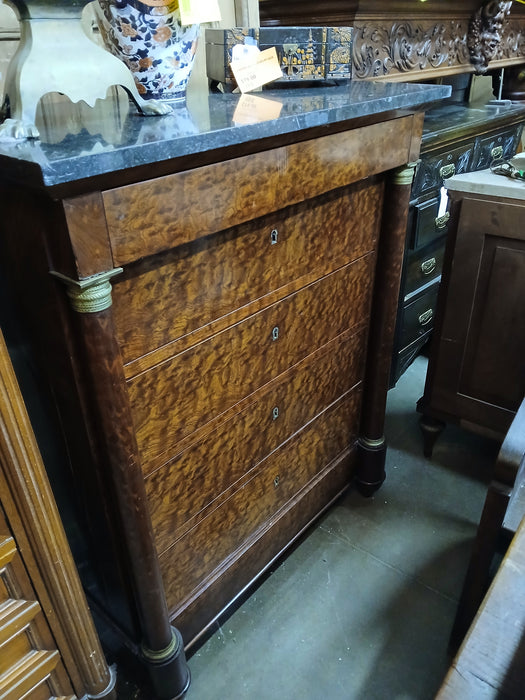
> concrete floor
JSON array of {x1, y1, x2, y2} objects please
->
[{"x1": 183, "y1": 355, "x2": 500, "y2": 700}]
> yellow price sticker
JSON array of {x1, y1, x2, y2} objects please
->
[{"x1": 179, "y1": 0, "x2": 221, "y2": 25}]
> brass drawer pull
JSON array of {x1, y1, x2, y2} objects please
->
[
  {"x1": 439, "y1": 163, "x2": 456, "y2": 179},
  {"x1": 270, "y1": 229, "x2": 279, "y2": 245},
  {"x1": 435, "y1": 212, "x2": 450, "y2": 230},
  {"x1": 491, "y1": 145, "x2": 503, "y2": 160},
  {"x1": 419, "y1": 309, "x2": 433, "y2": 326},
  {"x1": 421, "y1": 257, "x2": 436, "y2": 275},
  {"x1": 272, "y1": 326, "x2": 280, "y2": 341}
]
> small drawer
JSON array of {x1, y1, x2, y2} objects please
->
[
  {"x1": 147, "y1": 325, "x2": 367, "y2": 550},
  {"x1": 159, "y1": 388, "x2": 361, "y2": 611},
  {"x1": 404, "y1": 237, "x2": 445, "y2": 298},
  {"x1": 112, "y1": 180, "x2": 383, "y2": 365},
  {"x1": 128, "y1": 255, "x2": 375, "y2": 470},
  {"x1": 472, "y1": 126, "x2": 522, "y2": 171},
  {"x1": 412, "y1": 140, "x2": 474, "y2": 198},
  {"x1": 410, "y1": 197, "x2": 449, "y2": 250},
  {"x1": 102, "y1": 118, "x2": 414, "y2": 266},
  {"x1": 399, "y1": 285, "x2": 439, "y2": 349}
]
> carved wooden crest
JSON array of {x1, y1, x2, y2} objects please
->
[{"x1": 468, "y1": 0, "x2": 513, "y2": 73}]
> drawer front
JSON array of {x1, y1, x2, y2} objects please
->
[
  {"x1": 128, "y1": 255, "x2": 375, "y2": 470},
  {"x1": 146, "y1": 325, "x2": 367, "y2": 551},
  {"x1": 412, "y1": 140, "x2": 474, "y2": 198},
  {"x1": 160, "y1": 389, "x2": 361, "y2": 611},
  {"x1": 112, "y1": 180, "x2": 383, "y2": 366},
  {"x1": 404, "y1": 237, "x2": 445, "y2": 298},
  {"x1": 102, "y1": 116, "x2": 414, "y2": 265},
  {"x1": 472, "y1": 126, "x2": 522, "y2": 171},
  {"x1": 410, "y1": 196, "x2": 449, "y2": 250},
  {"x1": 399, "y1": 284, "x2": 439, "y2": 350}
]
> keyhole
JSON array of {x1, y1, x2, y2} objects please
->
[
  {"x1": 272, "y1": 326, "x2": 279, "y2": 341},
  {"x1": 272, "y1": 406, "x2": 279, "y2": 421},
  {"x1": 270, "y1": 229, "x2": 278, "y2": 245}
]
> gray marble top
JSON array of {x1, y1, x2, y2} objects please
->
[
  {"x1": 422, "y1": 101, "x2": 525, "y2": 143},
  {"x1": 0, "y1": 81, "x2": 449, "y2": 190}
]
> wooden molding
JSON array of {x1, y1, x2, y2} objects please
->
[
  {"x1": 0, "y1": 329, "x2": 116, "y2": 699},
  {"x1": 353, "y1": 16, "x2": 525, "y2": 80}
]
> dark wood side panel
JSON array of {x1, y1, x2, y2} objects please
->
[
  {"x1": 102, "y1": 117, "x2": 414, "y2": 265},
  {"x1": 128, "y1": 255, "x2": 375, "y2": 470},
  {"x1": 146, "y1": 325, "x2": 367, "y2": 547},
  {"x1": 160, "y1": 389, "x2": 361, "y2": 614},
  {"x1": 430, "y1": 196, "x2": 525, "y2": 432},
  {"x1": 112, "y1": 180, "x2": 383, "y2": 366},
  {"x1": 460, "y1": 241, "x2": 525, "y2": 410}
]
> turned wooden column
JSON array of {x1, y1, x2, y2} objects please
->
[
  {"x1": 356, "y1": 161, "x2": 418, "y2": 495},
  {"x1": 0, "y1": 328, "x2": 117, "y2": 700},
  {"x1": 54, "y1": 270, "x2": 190, "y2": 700}
]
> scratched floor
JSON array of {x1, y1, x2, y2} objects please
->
[{"x1": 116, "y1": 355, "x2": 499, "y2": 700}]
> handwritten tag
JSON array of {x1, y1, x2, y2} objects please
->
[
  {"x1": 179, "y1": 0, "x2": 221, "y2": 25},
  {"x1": 233, "y1": 94, "x2": 283, "y2": 125},
  {"x1": 230, "y1": 47, "x2": 283, "y2": 93}
]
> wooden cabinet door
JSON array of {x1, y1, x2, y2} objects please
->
[
  {"x1": 0, "y1": 506, "x2": 76, "y2": 700},
  {"x1": 428, "y1": 194, "x2": 525, "y2": 435}
]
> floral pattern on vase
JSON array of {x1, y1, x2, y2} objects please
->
[{"x1": 95, "y1": 0, "x2": 199, "y2": 101}]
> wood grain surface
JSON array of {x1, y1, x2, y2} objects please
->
[
  {"x1": 159, "y1": 389, "x2": 361, "y2": 611},
  {"x1": 146, "y1": 325, "x2": 367, "y2": 552},
  {"x1": 103, "y1": 117, "x2": 412, "y2": 265},
  {"x1": 128, "y1": 254, "x2": 375, "y2": 470},
  {"x1": 112, "y1": 180, "x2": 382, "y2": 367}
]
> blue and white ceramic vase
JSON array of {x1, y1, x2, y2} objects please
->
[{"x1": 95, "y1": 0, "x2": 199, "y2": 102}]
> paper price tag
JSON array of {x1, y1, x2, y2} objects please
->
[
  {"x1": 179, "y1": 0, "x2": 221, "y2": 25},
  {"x1": 233, "y1": 94, "x2": 283, "y2": 125},
  {"x1": 230, "y1": 47, "x2": 283, "y2": 93}
]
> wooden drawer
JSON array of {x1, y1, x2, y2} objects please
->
[
  {"x1": 412, "y1": 140, "x2": 474, "y2": 198},
  {"x1": 159, "y1": 388, "x2": 361, "y2": 612},
  {"x1": 399, "y1": 284, "x2": 439, "y2": 350},
  {"x1": 410, "y1": 196, "x2": 449, "y2": 250},
  {"x1": 146, "y1": 325, "x2": 367, "y2": 549},
  {"x1": 102, "y1": 116, "x2": 415, "y2": 265},
  {"x1": 112, "y1": 180, "x2": 383, "y2": 367},
  {"x1": 128, "y1": 255, "x2": 375, "y2": 470},
  {"x1": 404, "y1": 236, "x2": 445, "y2": 299},
  {"x1": 472, "y1": 125, "x2": 523, "y2": 171}
]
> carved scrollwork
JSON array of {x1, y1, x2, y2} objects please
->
[
  {"x1": 468, "y1": 1, "x2": 513, "y2": 74},
  {"x1": 352, "y1": 20, "x2": 471, "y2": 79}
]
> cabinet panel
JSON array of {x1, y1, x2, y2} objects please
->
[
  {"x1": 412, "y1": 140, "x2": 474, "y2": 198},
  {"x1": 113, "y1": 180, "x2": 382, "y2": 366},
  {"x1": 472, "y1": 127, "x2": 522, "y2": 170},
  {"x1": 423, "y1": 193, "x2": 525, "y2": 438},
  {"x1": 160, "y1": 389, "x2": 361, "y2": 613},
  {"x1": 128, "y1": 255, "x2": 375, "y2": 470},
  {"x1": 102, "y1": 117, "x2": 414, "y2": 265},
  {"x1": 399, "y1": 284, "x2": 438, "y2": 350},
  {"x1": 411, "y1": 195, "x2": 449, "y2": 249},
  {"x1": 146, "y1": 325, "x2": 367, "y2": 546},
  {"x1": 404, "y1": 236, "x2": 445, "y2": 298}
]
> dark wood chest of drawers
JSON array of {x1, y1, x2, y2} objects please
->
[
  {"x1": 390, "y1": 103, "x2": 525, "y2": 385},
  {"x1": 0, "y1": 84, "x2": 447, "y2": 697}
]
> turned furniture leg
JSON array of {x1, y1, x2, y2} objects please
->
[
  {"x1": 419, "y1": 415, "x2": 446, "y2": 458},
  {"x1": 55, "y1": 271, "x2": 190, "y2": 700},
  {"x1": 357, "y1": 161, "x2": 418, "y2": 496}
]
